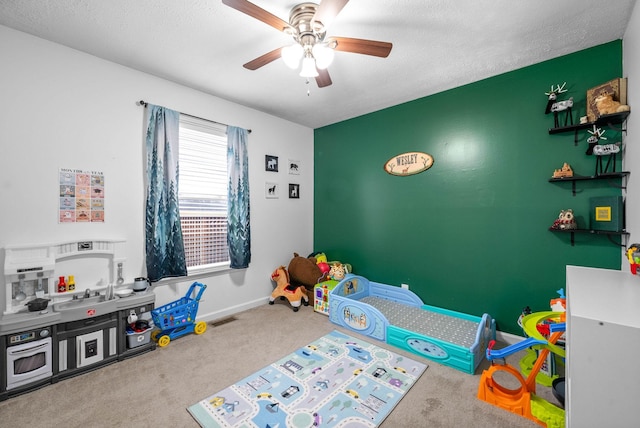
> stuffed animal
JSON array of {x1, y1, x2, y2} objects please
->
[
  {"x1": 310, "y1": 251, "x2": 331, "y2": 275},
  {"x1": 329, "y1": 262, "x2": 348, "y2": 281},
  {"x1": 287, "y1": 253, "x2": 325, "y2": 303},
  {"x1": 595, "y1": 92, "x2": 630, "y2": 116},
  {"x1": 313, "y1": 252, "x2": 328, "y2": 264}
]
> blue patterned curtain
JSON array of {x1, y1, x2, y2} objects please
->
[
  {"x1": 144, "y1": 104, "x2": 187, "y2": 281},
  {"x1": 227, "y1": 126, "x2": 251, "y2": 268}
]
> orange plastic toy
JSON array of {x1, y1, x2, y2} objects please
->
[{"x1": 477, "y1": 312, "x2": 565, "y2": 427}]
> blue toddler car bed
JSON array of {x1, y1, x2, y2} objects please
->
[{"x1": 329, "y1": 274, "x2": 495, "y2": 374}]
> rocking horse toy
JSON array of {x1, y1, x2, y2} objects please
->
[{"x1": 269, "y1": 266, "x2": 309, "y2": 312}]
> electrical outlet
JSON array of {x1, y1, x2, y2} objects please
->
[{"x1": 401, "y1": 283, "x2": 409, "y2": 290}]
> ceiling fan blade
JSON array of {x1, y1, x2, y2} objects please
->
[
  {"x1": 222, "y1": 0, "x2": 291, "y2": 32},
  {"x1": 313, "y1": 0, "x2": 349, "y2": 30},
  {"x1": 328, "y1": 37, "x2": 392, "y2": 58},
  {"x1": 243, "y1": 47, "x2": 283, "y2": 70},
  {"x1": 315, "y1": 68, "x2": 332, "y2": 88}
]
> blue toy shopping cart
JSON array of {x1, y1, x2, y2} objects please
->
[{"x1": 150, "y1": 281, "x2": 207, "y2": 347}]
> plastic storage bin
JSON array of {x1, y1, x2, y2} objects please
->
[{"x1": 126, "y1": 327, "x2": 152, "y2": 349}]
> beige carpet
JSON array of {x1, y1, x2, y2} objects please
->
[{"x1": 0, "y1": 300, "x2": 556, "y2": 427}]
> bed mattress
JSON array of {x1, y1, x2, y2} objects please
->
[{"x1": 360, "y1": 296, "x2": 480, "y2": 349}]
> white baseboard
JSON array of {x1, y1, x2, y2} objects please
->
[
  {"x1": 197, "y1": 297, "x2": 270, "y2": 323},
  {"x1": 496, "y1": 330, "x2": 525, "y2": 345}
]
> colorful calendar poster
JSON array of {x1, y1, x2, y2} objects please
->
[{"x1": 59, "y1": 168, "x2": 105, "y2": 223}]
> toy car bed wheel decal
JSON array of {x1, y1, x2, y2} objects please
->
[{"x1": 406, "y1": 338, "x2": 448, "y2": 359}]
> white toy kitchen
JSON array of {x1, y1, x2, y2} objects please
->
[{"x1": 0, "y1": 239, "x2": 156, "y2": 401}]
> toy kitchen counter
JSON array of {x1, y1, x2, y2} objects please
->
[
  {"x1": 0, "y1": 290, "x2": 155, "y2": 335},
  {"x1": 1, "y1": 239, "x2": 156, "y2": 401}
]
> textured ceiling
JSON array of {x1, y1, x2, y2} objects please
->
[{"x1": 0, "y1": 0, "x2": 636, "y2": 128}]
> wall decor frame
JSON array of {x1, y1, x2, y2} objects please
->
[
  {"x1": 265, "y1": 182, "x2": 279, "y2": 199},
  {"x1": 384, "y1": 151, "x2": 434, "y2": 176},
  {"x1": 289, "y1": 184, "x2": 300, "y2": 199},
  {"x1": 288, "y1": 159, "x2": 301, "y2": 175},
  {"x1": 265, "y1": 155, "x2": 279, "y2": 172}
]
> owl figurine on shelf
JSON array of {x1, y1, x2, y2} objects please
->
[{"x1": 551, "y1": 209, "x2": 577, "y2": 230}]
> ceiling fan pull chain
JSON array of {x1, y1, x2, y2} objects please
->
[{"x1": 306, "y1": 78, "x2": 311, "y2": 96}]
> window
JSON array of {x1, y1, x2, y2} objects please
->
[{"x1": 178, "y1": 115, "x2": 229, "y2": 272}]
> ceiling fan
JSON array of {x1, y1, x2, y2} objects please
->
[{"x1": 221, "y1": 0, "x2": 393, "y2": 88}]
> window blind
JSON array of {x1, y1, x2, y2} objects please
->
[{"x1": 178, "y1": 115, "x2": 228, "y2": 214}]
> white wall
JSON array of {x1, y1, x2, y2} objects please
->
[
  {"x1": 0, "y1": 25, "x2": 314, "y2": 321},
  {"x1": 624, "y1": 2, "x2": 639, "y2": 254}
]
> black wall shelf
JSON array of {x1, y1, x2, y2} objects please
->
[
  {"x1": 549, "y1": 171, "x2": 630, "y2": 195},
  {"x1": 549, "y1": 228, "x2": 629, "y2": 247},
  {"x1": 548, "y1": 111, "x2": 630, "y2": 135}
]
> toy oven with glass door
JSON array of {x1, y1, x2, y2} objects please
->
[{"x1": 2, "y1": 326, "x2": 53, "y2": 398}]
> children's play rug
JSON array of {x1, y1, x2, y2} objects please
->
[{"x1": 188, "y1": 330, "x2": 428, "y2": 428}]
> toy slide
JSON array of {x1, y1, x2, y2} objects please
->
[
  {"x1": 520, "y1": 311, "x2": 565, "y2": 359},
  {"x1": 328, "y1": 274, "x2": 495, "y2": 374},
  {"x1": 477, "y1": 312, "x2": 566, "y2": 427},
  {"x1": 486, "y1": 337, "x2": 547, "y2": 360}
]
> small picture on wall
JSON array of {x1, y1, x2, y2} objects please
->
[
  {"x1": 265, "y1": 182, "x2": 279, "y2": 199},
  {"x1": 288, "y1": 159, "x2": 301, "y2": 175},
  {"x1": 289, "y1": 184, "x2": 300, "y2": 199},
  {"x1": 265, "y1": 155, "x2": 279, "y2": 172}
]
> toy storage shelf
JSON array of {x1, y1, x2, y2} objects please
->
[
  {"x1": 548, "y1": 111, "x2": 629, "y2": 134},
  {"x1": 549, "y1": 171, "x2": 630, "y2": 196},
  {"x1": 548, "y1": 228, "x2": 629, "y2": 247}
]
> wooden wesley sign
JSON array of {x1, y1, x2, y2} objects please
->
[{"x1": 384, "y1": 151, "x2": 434, "y2": 176}]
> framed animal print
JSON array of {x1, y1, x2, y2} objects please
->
[
  {"x1": 265, "y1": 182, "x2": 279, "y2": 199},
  {"x1": 288, "y1": 159, "x2": 301, "y2": 175},
  {"x1": 265, "y1": 155, "x2": 278, "y2": 172},
  {"x1": 289, "y1": 184, "x2": 300, "y2": 199}
]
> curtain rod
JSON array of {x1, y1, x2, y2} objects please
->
[{"x1": 137, "y1": 100, "x2": 251, "y2": 133}]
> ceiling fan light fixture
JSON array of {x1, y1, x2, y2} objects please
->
[
  {"x1": 299, "y1": 56, "x2": 319, "y2": 78},
  {"x1": 312, "y1": 43, "x2": 334, "y2": 69},
  {"x1": 223, "y1": 0, "x2": 393, "y2": 88},
  {"x1": 281, "y1": 43, "x2": 303, "y2": 69}
]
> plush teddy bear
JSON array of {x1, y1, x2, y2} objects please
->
[
  {"x1": 595, "y1": 92, "x2": 630, "y2": 116},
  {"x1": 287, "y1": 253, "x2": 325, "y2": 304}
]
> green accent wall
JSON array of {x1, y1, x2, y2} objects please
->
[{"x1": 314, "y1": 41, "x2": 624, "y2": 335}]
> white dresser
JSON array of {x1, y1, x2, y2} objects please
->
[{"x1": 566, "y1": 265, "x2": 640, "y2": 428}]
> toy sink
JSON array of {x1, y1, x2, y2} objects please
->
[{"x1": 52, "y1": 295, "x2": 118, "y2": 322}]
